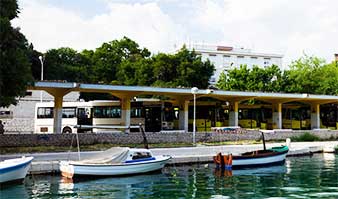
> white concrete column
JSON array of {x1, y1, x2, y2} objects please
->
[
  {"x1": 272, "y1": 103, "x2": 282, "y2": 129},
  {"x1": 311, "y1": 103, "x2": 320, "y2": 129},
  {"x1": 121, "y1": 97, "x2": 131, "y2": 132},
  {"x1": 179, "y1": 100, "x2": 189, "y2": 132},
  {"x1": 53, "y1": 96, "x2": 63, "y2": 134},
  {"x1": 229, "y1": 101, "x2": 239, "y2": 126}
]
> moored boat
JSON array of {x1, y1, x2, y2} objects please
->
[
  {"x1": 233, "y1": 145, "x2": 288, "y2": 168},
  {"x1": 214, "y1": 131, "x2": 289, "y2": 169},
  {"x1": 60, "y1": 147, "x2": 171, "y2": 178},
  {"x1": 214, "y1": 145, "x2": 289, "y2": 169},
  {"x1": 0, "y1": 156, "x2": 34, "y2": 184}
]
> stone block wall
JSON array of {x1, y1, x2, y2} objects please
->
[{"x1": 0, "y1": 130, "x2": 337, "y2": 148}]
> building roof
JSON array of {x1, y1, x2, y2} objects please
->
[{"x1": 189, "y1": 44, "x2": 283, "y2": 58}]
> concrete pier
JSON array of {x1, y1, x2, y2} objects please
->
[{"x1": 2, "y1": 141, "x2": 337, "y2": 174}]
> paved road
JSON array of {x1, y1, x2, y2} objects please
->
[{"x1": 2, "y1": 141, "x2": 337, "y2": 162}]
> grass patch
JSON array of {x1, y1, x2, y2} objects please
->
[
  {"x1": 203, "y1": 140, "x2": 263, "y2": 146},
  {"x1": 1, "y1": 140, "x2": 280, "y2": 154},
  {"x1": 291, "y1": 132, "x2": 320, "y2": 142}
]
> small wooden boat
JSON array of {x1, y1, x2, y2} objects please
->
[
  {"x1": 214, "y1": 131, "x2": 289, "y2": 169},
  {"x1": 60, "y1": 147, "x2": 171, "y2": 178},
  {"x1": 0, "y1": 156, "x2": 34, "y2": 184}
]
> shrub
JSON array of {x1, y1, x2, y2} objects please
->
[
  {"x1": 334, "y1": 145, "x2": 338, "y2": 154},
  {"x1": 291, "y1": 132, "x2": 320, "y2": 142}
]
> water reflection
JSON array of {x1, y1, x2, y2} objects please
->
[
  {"x1": 1, "y1": 154, "x2": 337, "y2": 199},
  {"x1": 0, "y1": 182, "x2": 29, "y2": 199},
  {"x1": 57, "y1": 173, "x2": 170, "y2": 199},
  {"x1": 214, "y1": 165, "x2": 287, "y2": 177}
]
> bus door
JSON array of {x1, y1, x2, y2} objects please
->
[
  {"x1": 77, "y1": 107, "x2": 93, "y2": 132},
  {"x1": 144, "y1": 106, "x2": 161, "y2": 132}
]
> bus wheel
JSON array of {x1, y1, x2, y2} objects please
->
[{"x1": 62, "y1": 127, "x2": 72, "y2": 134}]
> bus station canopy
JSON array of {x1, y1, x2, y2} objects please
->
[{"x1": 29, "y1": 81, "x2": 338, "y2": 104}]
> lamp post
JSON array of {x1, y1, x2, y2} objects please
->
[
  {"x1": 39, "y1": 55, "x2": 44, "y2": 102},
  {"x1": 191, "y1": 87, "x2": 198, "y2": 146}
]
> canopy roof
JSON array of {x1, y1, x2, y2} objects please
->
[{"x1": 29, "y1": 81, "x2": 338, "y2": 104}]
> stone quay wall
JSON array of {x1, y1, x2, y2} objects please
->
[{"x1": 1, "y1": 130, "x2": 338, "y2": 147}]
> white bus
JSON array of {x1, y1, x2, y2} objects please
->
[{"x1": 34, "y1": 100, "x2": 150, "y2": 134}]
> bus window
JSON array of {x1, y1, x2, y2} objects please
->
[
  {"x1": 37, "y1": 107, "x2": 53, "y2": 118},
  {"x1": 93, "y1": 106, "x2": 121, "y2": 118},
  {"x1": 131, "y1": 107, "x2": 143, "y2": 118},
  {"x1": 62, "y1": 107, "x2": 76, "y2": 118}
]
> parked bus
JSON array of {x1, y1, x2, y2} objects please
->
[
  {"x1": 34, "y1": 99, "x2": 337, "y2": 133},
  {"x1": 34, "y1": 99, "x2": 179, "y2": 133}
]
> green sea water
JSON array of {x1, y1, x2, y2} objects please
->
[{"x1": 1, "y1": 153, "x2": 337, "y2": 199}]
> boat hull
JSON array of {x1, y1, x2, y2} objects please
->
[
  {"x1": 60, "y1": 156, "x2": 171, "y2": 178},
  {"x1": 0, "y1": 157, "x2": 34, "y2": 184},
  {"x1": 214, "y1": 146, "x2": 289, "y2": 169},
  {"x1": 232, "y1": 151, "x2": 288, "y2": 169}
]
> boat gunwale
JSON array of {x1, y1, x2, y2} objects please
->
[
  {"x1": 65, "y1": 156, "x2": 171, "y2": 167},
  {"x1": 0, "y1": 157, "x2": 34, "y2": 174},
  {"x1": 233, "y1": 149, "x2": 288, "y2": 160}
]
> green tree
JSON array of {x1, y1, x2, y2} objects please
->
[
  {"x1": 0, "y1": 0, "x2": 33, "y2": 107},
  {"x1": 284, "y1": 55, "x2": 338, "y2": 95},
  {"x1": 43, "y1": 47, "x2": 89, "y2": 82},
  {"x1": 116, "y1": 44, "x2": 214, "y2": 89},
  {"x1": 27, "y1": 44, "x2": 43, "y2": 80},
  {"x1": 315, "y1": 61, "x2": 338, "y2": 95},
  {"x1": 151, "y1": 53, "x2": 177, "y2": 87},
  {"x1": 284, "y1": 55, "x2": 324, "y2": 94},
  {"x1": 117, "y1": 56, "x2": 154, "y2": 86},
  {"x1": 92, "y1": 37, "x2": 150, "y2": 84},
  {"x1": 174, "y1": 47, "x2": 214, "y2": 88},
  {"x1": 217, "y1": 64, "x2": 283, "y2": 92},
  {"x1": 217, "y1": 65, "x2": 250, "y2": 91}
]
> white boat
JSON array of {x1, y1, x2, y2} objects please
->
[
  {"x1": 0, "y1": 156, "x2": 34, "y2": 183},
  {"x1": 60, "y1": 147, "x2": 171, "y2": 178}
]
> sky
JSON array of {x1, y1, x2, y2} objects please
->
[{"x1": 12, "y1": 0, "x2": 338, "y2": 65}]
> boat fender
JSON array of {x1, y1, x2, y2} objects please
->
[
  {"x1": 213, "y1": 153, "x2": 222, "y2": 165},
  {"x1": 228, "y1": 154, "x2": 232, "y2": 166}
]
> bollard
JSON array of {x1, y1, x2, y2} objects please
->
[{"x1": 286, "y1": 138, "x2": 291, "y2": 148}]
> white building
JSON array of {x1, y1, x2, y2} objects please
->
[{"x1": 187, "y1": 44, "x2": 283, "y2": 85}]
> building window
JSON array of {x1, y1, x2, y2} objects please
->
[
  {"x1": 237, "y1": 56, "x2": 246, "y2": 66},
  {"x1": 223, "y1": 55, "x2": 231, "y2": 67},
  {"x1": 93, "y1": 106, "x2": 121, "y2": 118},
  {"x1": 0, "y1": 110, "x2": 13, "y2": 119},
  {"x1": 208, "y1": 54, "x2": 218, "y2": 67}
]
